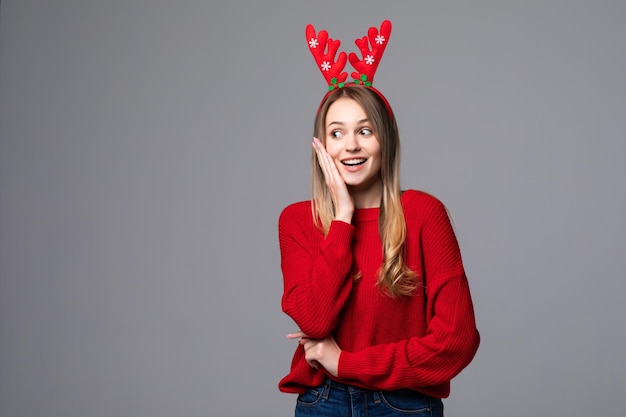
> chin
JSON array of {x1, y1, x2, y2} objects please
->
[
  {"x1": 344, "y1": 174, "x2": 381, "y2": 192},
  {"x1": 345, "y1": 179, "x2": 370, "y2": 189},
  {"x1": 341, "y1": 177, "x2": 365, "y2": 187}
]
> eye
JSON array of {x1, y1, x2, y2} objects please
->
[
  {"x1": 329, "y1": 130, "x2": 343, "y2": 139},
  {"x1": 359, "y1": 128, "x2": 373, "y2": 136}
]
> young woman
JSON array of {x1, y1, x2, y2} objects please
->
[{"x1": 278, "y1": 21, "x2": 479, "y2": 417}]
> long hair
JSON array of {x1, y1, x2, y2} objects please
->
[{"x1": 311, "y1": 86, "x2": 418, "y2": 297}]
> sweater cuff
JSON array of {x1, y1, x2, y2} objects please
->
[
  {"x1": 327, "y1": 220, "x2": 354, "y2": 243},
  {"x1": 337, "y1": 350, "x2": 363, "y2": 381}
]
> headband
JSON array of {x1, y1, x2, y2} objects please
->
[{"x1": 306, "y1": 20, "x2": 393, "y2": 115}]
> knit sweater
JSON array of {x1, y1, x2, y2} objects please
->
[{"x1": 278, "y1": 190, "x2": 479, "y2": 398}]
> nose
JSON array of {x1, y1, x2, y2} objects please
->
[{"x1": 345, "y1": 132, "x2": 361, "y2": 152}]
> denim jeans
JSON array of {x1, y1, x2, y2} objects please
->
[{"x1": 295, "y1": 379, "x2": 444, "y2": 417}]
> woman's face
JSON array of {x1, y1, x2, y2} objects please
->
[{"x1": 324, "y1": 97, "x2": 382, "y2": 193}]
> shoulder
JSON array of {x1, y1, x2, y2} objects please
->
[
  {"x1": 401, "y1": 189, "x2": 453, "y2": 229},
  {"x1": 280, "y1": 200, "x2": 312, "y2": 220},
  {"x1": 279, "y1": 200, "x2": 315, "y2": 229},
  {"x1": 401, "y1": 189, "x2": 447, "y2": 213},
  {"x1": 278, "y1": 201, "x2": 321, "y2": 242}
]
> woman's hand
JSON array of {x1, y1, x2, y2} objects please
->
[
  {"x1": 287, "y1": 331, "x2": 342, "y2": 377},
  {"x1": 313, "y1": 137, "x2": 354, "y2": 223}
]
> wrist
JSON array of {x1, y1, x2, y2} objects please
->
[{"x1": 334, "y1": 211, "x2": 353, "y2": 224}]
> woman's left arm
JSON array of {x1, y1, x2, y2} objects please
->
[
  {"x1": 337, "y1": 270, "x2": 479, "y2": 390},
  {"x1": 337, "y1": 195, "x2": 480, "y2": 390}
]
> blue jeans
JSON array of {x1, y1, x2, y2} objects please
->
[{"x1": 295, "y1": 379, "x2": 444, "y2": 416}]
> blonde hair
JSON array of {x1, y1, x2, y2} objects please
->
[{"x1": 311, "y1": 86, "x2": 418, "y2": 297}]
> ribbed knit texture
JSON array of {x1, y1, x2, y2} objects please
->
[{"x1": 278, "y1": 190, "x2": 479, "y2": 398}]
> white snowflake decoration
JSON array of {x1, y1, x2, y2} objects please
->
[
  {"x1": 309, "y1": 38, "x2": 319, "y2": 48},
  {"x1": 321, "y1": 61, "x2": 331, "y2": 71},
  {"x1": 375, "y1": 35, "x2": 385, "y2": 45},
  {"x1": 365, "y1": 55, "x2": 375, "y2": 65}
]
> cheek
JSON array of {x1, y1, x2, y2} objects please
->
[
  {"x1": 371, "y1": 156, "x2": 382, "y2": 173},
  {"x1": 368, "y1": 143, "x2": 382, "y2": 163},
  {"x1": 324, "y1": 142, "x2": 342, "y2": 159}
]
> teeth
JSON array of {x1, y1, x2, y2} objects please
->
[{"x1": 342, "y1": 158, "x2": 366, "y2": 166}]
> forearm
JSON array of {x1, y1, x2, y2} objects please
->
[
  {"x1": 281, "y1": 220, "x2": 355, "y2": 338},
  {"x1": 338, "y1": 274, "x2": 479, "y2": 390}
]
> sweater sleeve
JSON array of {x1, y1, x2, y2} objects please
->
[
  {"x1": 337, "y1": 196, "x2": 480, "y2": 391},
  {"x1": 279, "y1": 204, "x2": 355, "y2": 339}
]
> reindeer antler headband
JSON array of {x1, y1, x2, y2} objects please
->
[{"x1": 306, "y1": 20, "x2": 393, "y2": 114}]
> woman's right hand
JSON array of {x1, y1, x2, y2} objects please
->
[{"x1": 313, "y1": 137, "x2": 354, "y2": 223}]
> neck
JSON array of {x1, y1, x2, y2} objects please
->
[{"x1": 349, "y1": 181, "x2": 383, "y2": 209}]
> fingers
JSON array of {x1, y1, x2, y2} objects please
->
[
  {"x1": 312, "y1": 138, "x2": 354, "y2": 222},
  {"x1": 299, "y1": 338, "x2": 320, "y2": 367},
  {"x1": 286, "y1": 330, "x2": 315, "y2": 347},
  {"x1": 307, "y1": 359, "x2": 320, "y2": 369},
  {"x1": 286, "y1": 331, "x2": 307, "y2": 340},
  {"x1": 312, "y1": 138, "x2": 340, "y2": 186},
  {"x1": 286, "y1": 331, "x2": 317, "y2": 368},
  {"x1": 286, "y1": 331, "x2": 318, "y2": 353},
  {"x1": 286, "y1": 332, "x2": 341, "y2": 377},
  {"x1": 290, "y1": 335, "x2": 325, "y2": 361}
]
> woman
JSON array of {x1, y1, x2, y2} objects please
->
[{"x1": 278, "y1": 21, "x2": 479, "y2": 416}]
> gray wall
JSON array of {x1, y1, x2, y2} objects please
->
[{"x1": 1, "y1": 1, "x2": 625, "y2": 416}]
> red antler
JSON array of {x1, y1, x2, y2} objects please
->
[
  {"x1": 306, "y1": 24, "x2": 348, "y2": 90},
  {"x1": 348, "y1": 20, "x2": 392, "y2": 85}
]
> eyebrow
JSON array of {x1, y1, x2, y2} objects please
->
[{"x1": 327, "y1": 118, "x2": 370, "y2": 128}]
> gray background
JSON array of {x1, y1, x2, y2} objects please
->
[{"x1": 1, "y1": 1, "x2": 625, "y2": 416}]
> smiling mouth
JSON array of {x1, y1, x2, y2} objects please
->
[{"x1": 342, "y1": 158, "x2": 367, "y2": 166}]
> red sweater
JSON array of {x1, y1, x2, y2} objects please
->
[{"x1": 278, "y1": 190, "x2": 479, "y2": 398}]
